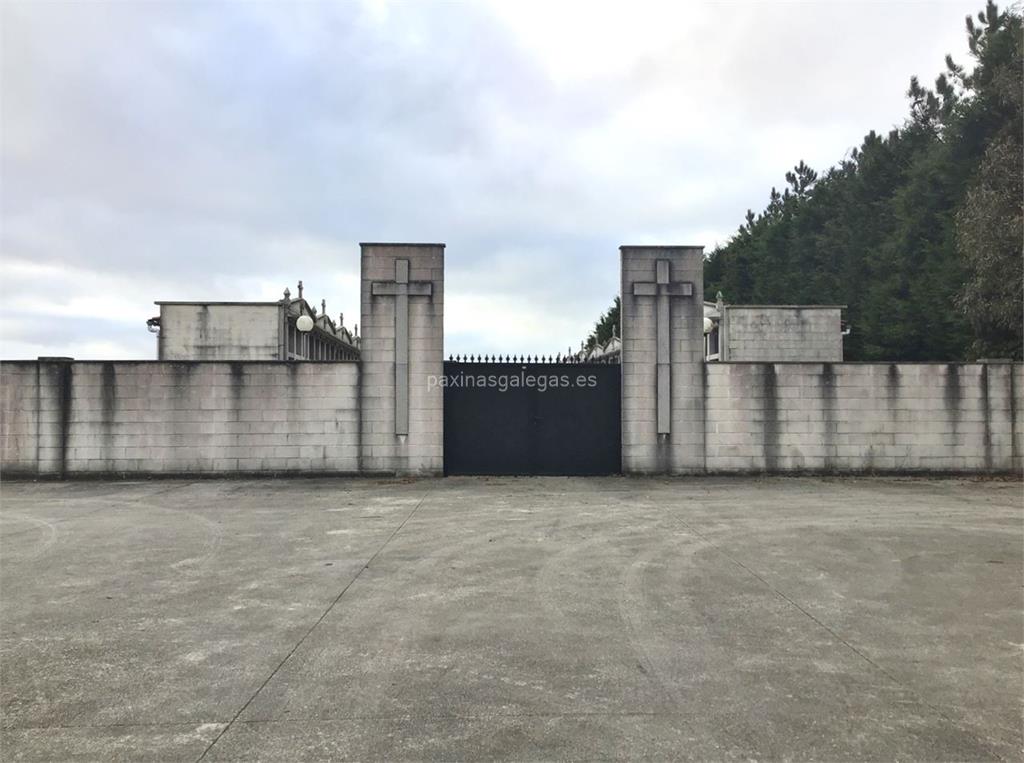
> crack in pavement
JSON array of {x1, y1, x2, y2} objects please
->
[
  {"x1": 194, "y1": 487, "x2": 432, "y2": 762},
  {"x1": 665, "y1": 502, "x2": 1007, "y2": 762}
]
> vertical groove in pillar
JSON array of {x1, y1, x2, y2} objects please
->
[
  {"x1": 395, "y1": 259, "x2": 410, "y2": 436},
  {"x1": 656, "y1": 259, "x2": 671, "y2": 435}
]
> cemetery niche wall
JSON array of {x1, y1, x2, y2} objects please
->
[{"x1": 0, "y1": 241, "x2": 1021, "y2": 477}]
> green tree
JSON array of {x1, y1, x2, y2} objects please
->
[
  {"x1": 954, "y1": 3, "x2": 1023, "y2": 358},
  {"x1": 585, "y1": 297, "x2": 620, "y2": 350},
  {"x1": 602, "y1": 2, "x2": 1022, "y2": 362}
]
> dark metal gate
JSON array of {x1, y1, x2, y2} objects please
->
[{"x1": 443, "y1": 358, "x2": 621, "y2": 475}]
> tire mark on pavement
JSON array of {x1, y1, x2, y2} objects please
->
[
  {"x1": 0, "y1": 514, "x2": 58, "y2": 561},
  {"x1": 664, "y1": 502, "x2": 1009, "y2": 762},
  {"x1": 615, "y1": 530, "x2": 720, "y2": 713}
]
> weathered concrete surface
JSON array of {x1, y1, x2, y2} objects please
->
[{"x1": 1, "y1": 477, "x2": 1021, "y2": 761}]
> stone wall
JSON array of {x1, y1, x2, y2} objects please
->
[
  {"x1": 0, "y1": 360, "x2": 360, "y2": 476},
  {"x1": 620, "y1": 246, "x2": 705, "y2": 474},
  {"x1": 705, "y1": 362, "x2": 1022, "y2": 473},
  {"x1": 158, "y1": 304, "x2": 282, "y2": 360},
  {"x1": 359, "y1": 244, "x2": 444, "y2": 475},
  {"x1": 722, "y1": 306, "x2": 842, "y2": 362},
  {"x1": 0, "y1": 361, "x2": 41, "y2": 473}
]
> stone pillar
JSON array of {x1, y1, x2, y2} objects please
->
[
  {"x1": 620, "y1": 246, "x2": 705, "y2": 474},
  {"x1": 359, "y1": 243, "x2": 444, "y2": 475}
]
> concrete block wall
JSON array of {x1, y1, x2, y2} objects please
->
[
  {"x1": 722, "y1": 306, "x2": 842, "y2": 362},
  {"x1": 359, "y1": 243, "x2": 444, "y2": 475},
  {"x1": 1, "y1": 359, "x2": 73, "y2": 476},
  {"x1": 0, "y1": 361, "x2": 360, "y2": 476},
  {"x1": 158, "y1": 304, "x2": 281, "y2": 360},
  {"x1": 1, "y1": 362, "x2": 41, "y2": 474},
  {"x1": 620, "y1": 246, "x2": 705, "y2": 474},
  {"x1": 705, "y1": 362, "x2": 1023, "y2": 473}
]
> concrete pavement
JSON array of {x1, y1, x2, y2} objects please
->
[{"x1": 1, "y1": 476, "x2": 1021, "y2": 760}]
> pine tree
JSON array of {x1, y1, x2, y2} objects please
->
[{"x1": 656, "y1": 3, "x2": 1022, "y2": 361}]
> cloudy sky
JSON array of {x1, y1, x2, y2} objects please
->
[{"x1": 2, "y1": 0, "x2": 974, "y2": 359}]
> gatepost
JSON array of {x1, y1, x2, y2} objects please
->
[
  {"x1": 359, "y1": 243, "x2": 444, "y2": 475},
  {"x1": 620, "y1": 246, "x2": 706, "y2": 473}
]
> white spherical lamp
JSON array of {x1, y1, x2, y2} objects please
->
[
  {"x1": 296, "y1": 314, "x2": 314, "y2": 332},
  {"x1": 703, "y1": 317, "x2": 714, "y2": 334}
]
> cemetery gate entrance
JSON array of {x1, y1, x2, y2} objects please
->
[{"x1": 442, "y1": 356, "x2": 621, "y2": 475}]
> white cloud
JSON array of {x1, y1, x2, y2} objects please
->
[{"x1": 0, "y1": 0, "x2": 977, "y2": 357}]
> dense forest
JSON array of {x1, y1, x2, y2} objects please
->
[{"x1": 587, "y1": 3, "x2": 1022, "y2": 360}]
